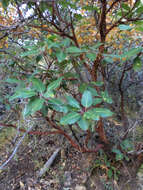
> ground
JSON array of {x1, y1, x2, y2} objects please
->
[{"x1": 0, "y1": 117, "x2": 143, "y2": 190}]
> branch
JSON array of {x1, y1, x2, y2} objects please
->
[
  {"x1": 0, "y1": 14, "x2": 36, "y2": 32},
  {"x1": 118, "y1": 61, "x2": 129, "y2": 129},
  {"x1": 121, "y1": 120, "x2": 138, "y2": 140},
  {"x1": 0, "y1": 32, "x2": 8, "y2": 41},
  {"x1": 0, "y1": 122, "x2": 65, "y2": 136},
  {"x1": 99, "y1": 0, "x2": 107, "y2": 42},
  {"x1": 45, "y1": 117, "x2": 81, "y2": 151},
  {"x1": 106, "y1": 0, "x2": 121, "y2": 14},
  {"x1": 0, "y1": 123, "x2": 33, "y2": 170},
  {"x1": 0, "y1": 49, "x2": 32, "y2": 73},
  {"x1": 69, "y1": 125, "x2": 82, "y2": 148},
  {"x1": 106, "y1": 0, "x2": 141, "y2": 34},
  {"x1": 36, "y1": 148, "x2": 61, "y2": 178},
  {"x1": 34, "y1": 4, "x2": 73, "y2": 40}
]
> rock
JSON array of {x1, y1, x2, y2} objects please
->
[{"x1": 75, "y1": 185, "x2": 86, "y2": 190}]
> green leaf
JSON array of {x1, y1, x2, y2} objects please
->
[
  {"x1": 103, "y1": 53, "x2": 120, "y2": 59},
  {"x1": 121, "y1": 139, "x2": 133, "y2": 151},
  {"x1": 30, "y1": 78, "x2": 46, "y2": 93},
  {"x1": 84, "y1": 108, "x2": 113, "y2": 120},
  {"x1": 112, "y1": 148, "x2": 121, "y2": 154},
  {"x1": 64, "y1": 72, "x2": 78, "y2": 79},
  {"x1": 84, "y1": 109, "x2": 100, "y2": 121},
  {"x1": 48, "y1": 98, "x2": 68, "y2": 113},
  {"x1": 122, "y1": 48, "x2": 142, "y2": 59},
  {"x1": 61, "y1": 38, "x2": 71, "y2": 47},
  {"x1": 1, "y1": 0, "x2": 10, "y2": 9},
  {"x1": 107, "y1": 169, "x2": 113, "y2": 179},
  {"x1": 66, "y1": 95, "x2": 80, "y2": 109},
  {"x1": 86, "y1": 53, "x2": 96, "y2": 61},
  {"x1": 66, "y1": 46, "x2": 83, "y2": 53},
  {"x1": 104, "y1": 57, "x2": 114, "y2": 63},
  {"x1": 8, "y1": 61, "x2": 16, "y2": 66},
  {"x1": 91, "y1": 81, "x2": 104, "y2": 87},
  {"x1": 0, "y1": 97, "x2": 4, "y2": 103},
  {"x1": 9, "y1": 89, "x2": 36, "y2": 101},
  {"x1": 47, "y1": 41, "x2": 60, "y2": 49},
  {"x1": 23, "y1": 97, "x2": 44, "y2": 117},
  {"x1": 135, "y1": 26, "x2": 143, "y2": 32},
  {"x1": 137, "y1": 5, "x2": 143, "y2": 14},
  {"x1": 60, "y1": 112, "x2": 81, "y2": 125},
  {"x1": 79, "y1": 83, "x2": 88, "y2": 93},
  {"x1": 87, "y1": 87, "x2": 98, "y2": 96},
  {"x1": 56, "y1": 51, "x2": 67, "y2": 62},
  {"x1": 40, "y1": 1, "x2": 49, "y2": 11},
  {"x1": 5, "y1": 104, "x2": 11, "y2": 110},
  {"x1": 47, "y1": 77, "x2": 63, "y2": 91},
  {"x1": 125, "y1": 155, "x2": 130, "y2": 161},
  {"x1": 20, "y1": 50, "x2": 39, "y2": 57},
  {"x1": 43, "y1": 90, "x2": 54, "y2": 98},
  {"x1": 5, "y1": 78, "x2": 23, "y2": 84},
  {"x1": 101, "y1": 91, "x2": 113, "y2": 104},
  {"x1": 89, "y1": 42, "x2": 102, "y2": 50},
  {"x1": 36, "y1": 55, "x2": 42, "y2": 62},
  {"x1": 82, "y1": 5, "x2": 98, "y2": 11},
  {"x1": 93, "y1": 98, "x2": 102, "y2": 105},
  {"x1": 46, "y1": 34, "x2": 57, "y2": 41},
  {"x1": 93, "y1": 108, "x2": 113, "y2": 118},
  {"x1": 133, "y1": 57, "x2": 142, "y2": 71},
  {"x1": 50, "y1": 104, "x2": 68, "y2": 113},
  {"x1": 81, "y1": 90, "x2": 93, "y2": 108},
  {"x1": 48, "y1": 98, "x2": 63, "y2": 105},
  {"x1": 121, "y1": 3, "x2": 130, "y2": 11},
  {"x1": 74, "y1": 13, "x2": 82, "y2": 20},
  {"x1": 118, "y1": 24, "x2": 132, "y2": 31},
  {"x1": 59, "y1": 0, "x2": 69, "y2": 8},
  {"x1": 77, "y1": 117, "x2": 89, "y2": 131},
  {"x1": 23, "y1": 44, "x2": 38, "y2": 50},
  {"x1": 112, "y1": 148, "x2": 124, "y2": 161},
  {"x1": 40, "y1": 105, "x2": 48, "y2": 116},
  {"x1": 135, "y1": 0, "x2": 141, "y2": 8}
]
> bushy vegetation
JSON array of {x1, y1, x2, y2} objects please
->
[{"x1": 0, "y1": 0, "x2": 143, "y2": 180}]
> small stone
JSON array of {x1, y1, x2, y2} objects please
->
[{"x1": 75, "y1": 185, "x2": 86, "y2": 190}]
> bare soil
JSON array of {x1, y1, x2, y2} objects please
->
[{"x1": 0, "y1": 127, "x2": 143, "y2": 190}]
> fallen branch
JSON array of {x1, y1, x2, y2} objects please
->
[{"x1": 36, "y1": 148, "x2": 61, "y2": 178}]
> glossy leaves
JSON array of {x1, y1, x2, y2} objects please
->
[
  {"x1": 23, "y1": 97, "x2": 44, "y2": 117},
  {"x1": 81, "y1": 90, "x2": 93, "y2": 108},
  {"x1": 60, "y1": 112, "x2": 81, "y2": 125}
]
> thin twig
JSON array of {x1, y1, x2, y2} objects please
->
[
  {"x1": 121, "y1": 120, "x2": 138, "y2": 140},
  {"x1": 69, "y1": 125, "x2": 82, "y2": 148}
]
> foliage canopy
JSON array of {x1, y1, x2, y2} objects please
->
[{"x1": 0, "y1": 0, "x2": 143, "y2": 154}]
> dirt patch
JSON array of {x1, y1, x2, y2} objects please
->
[
  {"x1": 0, "y1": 117, "x2": 143, "y2": 190},
  {"x1": 0, "y1": 136, "x2": 143, "y2": 190}
]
